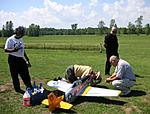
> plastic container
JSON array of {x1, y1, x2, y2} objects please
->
[
  {"x1": 23, "y1": 90, "x2": 31, "y2": 107},
  {"x1": 39, "y1": 83, "x2": 44, "y2": 93}
]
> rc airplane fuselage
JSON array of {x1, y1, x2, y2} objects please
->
[{"x1": 47, "y1": 76, "x2": 121, "y2": 103}]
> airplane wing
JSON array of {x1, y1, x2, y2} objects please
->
[
  {"x1": 81, "y1": 86, "x2": 121, "y2": 97},
  {"x1": 47, "y1": 80, "x2": 72, "y2": 92}
]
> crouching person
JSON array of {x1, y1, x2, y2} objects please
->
[
  {"x1": 64, "y1": 64, "x2": 101, "y2": 84},
  {"x1": 106, "y1": 56, "x2": 136, "y2": 96}
]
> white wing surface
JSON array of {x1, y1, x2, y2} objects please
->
[
  {"x1": 81, "y1": 86, "x2": 121, "y2": 97},
  {"x1": 47, "y1": 80, "x2": 72, "y2": 92}
]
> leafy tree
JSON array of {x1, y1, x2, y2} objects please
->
[
  {"x1": 28, "y1": 24, "x2": 40, "y2": 36},
  {"x1": 71, "y1": 24, "x2": 78, "y2": 30},
  {"x1": 98, "y1": 20, "x2": 105, "y2": 28},
  {"x1": 135, "y1": 16, "x2": 143, "y2": 35},
  {"x1": 0, "y1": 30, "x2": 2, "y2": 37},
  {"x1": 122, "y1": 27, "x2": 128, "y2": 34},
  {"x1": 98, "y1": 20, "x2": 105, "y2": 35},
  {"x1": 127, "y1": 22, "x2": 136, "y2": 34},
  {"x1": 2, "y1": 21, "x2": 14, "y2": 37},
  {"x1": 110, "y1": 19, "x2": 115, "y2": 28},
  {"x1": 86, "y1": 27, "x2": 95, "y2": 35},
  {"x1": 144, "y1": 24, "x2": 150, "y2": 35}
]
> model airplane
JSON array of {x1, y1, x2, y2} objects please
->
[{"x1": 42, "y1": 75, "x2": 121, "y2": 110}]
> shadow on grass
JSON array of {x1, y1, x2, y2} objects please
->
[
  {"x1": 74, "y1": 96, "x2": 126, "y2": 106},
  {"x1": 135, "y1": 74, "x2": 144, "y2": 78},
  {"x1": 121, "y1": 90, "x2": 146, "y2": 97},
  {"x1": 49, "y1": 93, "x2": 127, "y2": 113},
  {"x1": 92, "y1": 85, "x2": 109, "y2": 89},
  {"x1": 51, "y1": 108, "x2": 77, "y2": 114}
]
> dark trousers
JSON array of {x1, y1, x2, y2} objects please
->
[
  {"x1": 8, "y1": 55, "x2": 32, "y2": 91},
  {"x1": 105, "y1": 52, "x2": 119, "y2": 75},
  {"x1": 65, "y1": 65, "x2": 77, "y2": 83}
]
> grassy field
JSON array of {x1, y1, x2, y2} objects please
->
[{"x1": 0, "y1": 35, "x2": 150, "y2": 114}]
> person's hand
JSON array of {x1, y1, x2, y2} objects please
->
[
  {"x1": 26, "y1": 61, "x2": 31, "y2": 67},
  {"x1": 13, "y1": 48, "x2": 19, "y2": 52},
  {"x1": 13, "y1": 46, "x2": 20, "y2": 52},
  {"x1": 13, "y1": 43, "x2": 19, "y2": 51},
  {"x1": 13, "y1": 46, "x2": 23, "y2": 52},
  {"x1": 13, "y1": 43, "x2": 23, "y2": 52},
  {"x1": 106, "y1": 78, "x2": 111, "y2": 83},
  {"x1": 96, "y1": 72, "x2": 101, "y2": 80}
]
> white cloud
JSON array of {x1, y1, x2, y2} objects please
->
[
  {"x1": 21, "y1": 7, "x2": 62, "y2": 27},
  {"x1": 89, "y1": 0, "x2": 98, "y2": 6},
  {"x1": 0, "y1": 0, "x2": 150, "y2": 28},
  {"x1": 43, "y1": 0, "x2": 84, "y2": 28},
  {"x1": 0, "y1": 0, "x2": 87, "y2": 28},
  {"x1": 0, "y1": 7, "x2": 62, "y2": 28},
  {"x1": 102, "y1": 0, "x2": 150, "y2": 27},
  {"x1": 0, "y1": 10, "x2": 17, "y2": 27},
  {"x1": 78, "y1": 10, "x2": 98, "y2": 27},
  {"x1": 43, "y1": 0, "x2": 82, "y2": 17},
  {"x1": 84, "y1": 10, "x2": 98, "y2": 23},
  {"x1": 61, "y1": 3, "x2": 83, "y2": 18},
  {"x1": 44, "y1": 0, "x2": 63, "y2": 12}
]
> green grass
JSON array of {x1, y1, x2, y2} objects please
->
[
  {"x1": 0, "y1": 35, "x2": 150, "y2": 114},
  {"x1": 0, "y1": 35, "x2": 104, "y2": 51}
]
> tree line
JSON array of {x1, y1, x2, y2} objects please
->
[{"x1": 0, "y1": 16, "x2": 150, "y2": 37}]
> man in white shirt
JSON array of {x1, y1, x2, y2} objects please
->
[
  {"x1": 4, "y1": 26, "x2": 32, "y2": 94},
  {"x1": 106, "y1": 55, "x2": 136, "y2": 96}
]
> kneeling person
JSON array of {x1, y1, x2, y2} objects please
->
[{"x1": 106, "y1": 56, "x2": 136, "y2": 96}]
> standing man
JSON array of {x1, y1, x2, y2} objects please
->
[
  {"x1": 106, "y1": 56, "x2": 136, "y2": 96},
  {"x1": 4, "y1": 26, "x2": 33, "y2": 94},
  {"x1": 104, "y1": 26, "x2": 119, "y2": 75}
]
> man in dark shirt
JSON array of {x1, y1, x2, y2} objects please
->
[{"x1": 104, "y1": 26, "x2": 119, "y2": 75}]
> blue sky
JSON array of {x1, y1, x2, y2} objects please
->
[{"x1": 0, "y1": 0, "x2": 150, "y2": 29}]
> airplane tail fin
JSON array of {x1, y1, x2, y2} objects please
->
[
  {"x1": 48, "y1": 92, "x2": 64, "y2": 111},
  {"x1": 42, "y1": 92, "x2": 73, "y2": 110}
]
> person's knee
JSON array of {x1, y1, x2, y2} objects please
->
[
  {"x1": 126, "y1": 81, "x2": 136, "y2": 87},
  {"x1": 112, "y1": 80, "x2": 122, "y2": 88},
  {"x1": 112, "y1": 81, "x2": 117, "y2": 86}
]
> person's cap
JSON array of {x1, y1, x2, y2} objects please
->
[{"x1": 15, "y1": 26, "x2": 25, "y2": 34}]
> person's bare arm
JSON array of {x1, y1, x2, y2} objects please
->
[
  {"x1": 106, "y1": 73, "x2": 119, "y2": 83},
  {"x1": 4, "y1": 48, "x2": 19, "y2": 53}
]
